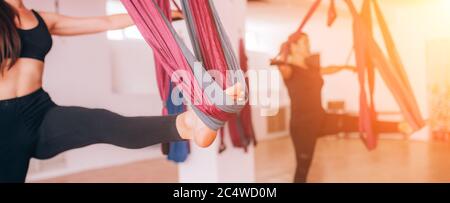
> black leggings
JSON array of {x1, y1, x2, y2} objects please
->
[
  {"x1": 0, "y1": 89, "x2": 182, "y2": 183},
  {"x1": 290, "y1": 113, "x2": 399, "y2": 183}
]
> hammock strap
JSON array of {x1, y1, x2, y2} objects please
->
[{"x1": 121, "y1": 0, "x2": 246, "y2": 130}]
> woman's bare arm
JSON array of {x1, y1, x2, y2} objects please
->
[
  {"x1": 40, "y1": 11, "x2": 183, "y2": 36},
  {"x1": 321, "y1": 65, "x2": 357, "y2": 75},
  {"x1": 40, "y1": 12, "x2": 133, "y2": 36},
  {"x1": 271, "y1": 58, "x2": 294, "y2": 80}
]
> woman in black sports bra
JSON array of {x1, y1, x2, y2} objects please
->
[
  {"x1": 0, "y1": 0, "x2": 237, "y2": 183},
  {"x1": 17, "y1": 10, "x2": 52, "y2": 61}
]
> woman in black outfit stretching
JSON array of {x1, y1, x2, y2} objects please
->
[
  {"x1": 0, "y1": 0, "x2": 241, "y2": 183},
  {"x1": 272, "y1": 33, "x2": 408, "y2": 183}
]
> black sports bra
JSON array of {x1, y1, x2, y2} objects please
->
[{"x1": 17, "y1": 10, "x2": 53, "y2": 62}]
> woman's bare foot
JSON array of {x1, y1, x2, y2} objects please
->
[
  {"x1": 176, "y1": 83, "x2": 243, "y2": 148},
  {"x1": 398, "y1": 121, "x2": 414, "y2": 135}
]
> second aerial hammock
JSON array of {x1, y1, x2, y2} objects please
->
[
  {"x1": 344, "y1": 0, "x2": 426, "y2": 141},
  {"x1": 120, "y1": 0, "x2": 247, "y2": 130},
  {"x1": 225, "y1": 39, "x2": 257, "y2": 151}
]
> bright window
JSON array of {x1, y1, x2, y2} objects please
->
[{"x1": 106, "y1": 0, "x2": 144, "y2": 40}]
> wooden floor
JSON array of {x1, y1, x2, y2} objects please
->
[
  {"x1": 256, "y1": 136, "x2": 450, "y2": 183},
  {"x1": 35, "y1": 159, "x2": 179, "y2": 183},
  {"x1": 36, "y1": 136, "x2": 450, "y2": 183}
]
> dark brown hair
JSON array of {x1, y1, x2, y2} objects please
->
[
  {"x1": 0, "y1": 1, "x2": 21, "y2": 72},
  {"x1": 278, "y1": 32, "x2": 308, "y2": 62}
]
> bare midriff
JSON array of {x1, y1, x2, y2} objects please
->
[{"x1": 0, "y1": 58, "x2": 44, "y2": 100}]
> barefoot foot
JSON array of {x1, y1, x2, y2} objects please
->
[
  {"x1": 176, "y1": 110, "x2": 217, "y2": 148},
  {"x1": 175, "y1": 83, "x2": 244, "y2": 148},
  {"x1": 398, "y1": 121, "x2": 413, "y2": 135}
]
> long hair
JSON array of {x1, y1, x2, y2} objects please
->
[
  {"x1": 0, "y1": 1, "x2": 21, "y2": 72},
  {"x1": 277, "y1": 32, "x2": 309, "y2": 62}
]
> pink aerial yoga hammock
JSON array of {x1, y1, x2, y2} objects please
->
[
  {"x1": 179, "y1": 0, "x2": 256, "y2": 151},
  {"x1": 151, "y1": 0, "x2": 189, "y2": 163},
  {"x1": 273, "y1": 0, "x2": 425, "y2": 150},
  {"x1": 345, "y1": 0, "x2": 425, "y2": 149},
  {"x1": 350, "y1": 0, "x2": 377, "y2": 148},
  {"x1": 181, "y1": 0, "x2": 230, "y2": 88},
  {"x1": 221, "y1": 39, "x2": 257, "y2": 152},
  {"x1": 153, "y1": 0, "x2": 172, "y2": 115},
  {"x1": 121, "y1": 0, "x2": 247, "y2": 130}
]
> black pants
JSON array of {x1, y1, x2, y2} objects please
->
[
  {"x1": 290, "y1": 113, "x2": 399, "y2": 183},
  {"x1": 0, "y1": 88, "x2": 182, "y2": 183}
]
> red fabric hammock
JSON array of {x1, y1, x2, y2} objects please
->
[
  {"x1": 222, "y1": 39, "x2": 257, "y2": 152},
  {"x1": 180, "y1": 0, "x2": 255, "y2": 151},
  {"x1": 238, "y1": 39, "x2": 257, "y2": 147},
  {"x1": 274, "y1": 0, "x2": 425, "y2": 149},
  {"x1": 121, "y1": 0, "x2": 246, "y2": 130},
  {"x1": 183, "y1": 0, "x2": 229, "y2": 88},
  {"x1": 349, "y1": 0, "x2": 377, "y2": 148},
  {"x1": 153, "y1": 0, "x2": 189, "y2": 163},
  {"x1": 345, "y1": 0, "x2": 425, "y2": 149},
  {"x1": 154, "y1": 0, "x2": 172, "y2": 115}
]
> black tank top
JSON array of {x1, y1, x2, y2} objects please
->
[
  {"x1": 17, "y1": 10, "x2": 53, "y2": 62},
  {"x1": 282, "y1": 54, "x2": 325, "y2": 116}
]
